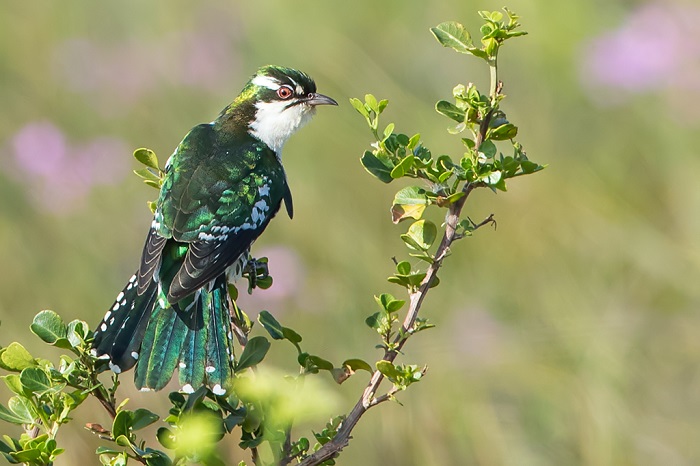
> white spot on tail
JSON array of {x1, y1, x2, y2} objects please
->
[
  {"x1": 205, "y1": 366, "x2": 216, "y2": 373},
  {"x1": 131, "y1": 352, "x2": 139, "y2": 360},
  {"x1": 116, "y1": 291, "x2": 124, "y2": 302},
  {"x1": 212, "y1": 384, "x2": 226, "y2": 396},
  {"x1": 108, "y1": 362, "x2": 122, "y2": 374},
  {"x1": 182, "y1": 384, "x2": 195, "y2": 394},
  {"x1": 100, "y1": 323, "x2": 107, "y2": 332},
  {"x1": 104, "y1": 310, "x2": 112, "y2": 321},
  {"x1": 179, "y1": 362, "x2": 186, "y2": 369}
]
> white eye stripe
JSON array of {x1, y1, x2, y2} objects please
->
[{"x1": 252, "y1": 75, "x2": 281, "y2": 90}]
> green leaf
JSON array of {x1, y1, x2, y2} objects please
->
[
  {"x1": 360, "y1": 151, "x2": 394, "y2": 183},
  {"x1": 478, "y1": 140, "x2": 497, "y2": 159},
  {"x1": 131, "y1": 409, "x2": 159, "y2": 431},
  {"x1": 435, "y1": 100, "x2": 465, "y2": 123},
  {"x1": 0, "y1": 343, "x2": 36, "y2": 372},
  {"x1": 342, "y1": 359, "x2": 373, "y2": 374},
  {"x1": 391, "y1": 186, "x2": 429, "y2": 223},
  {"x1": 19, "y1": 368, "x2": 52, "y2": 395},
  {"x1": 114, "y1": 435, "x2": 132, "y2": 448},
  {"x1": 488, "y1": 123, "x2": 518, "y2": 140},
  {"x1": 2, "y1": 375, "x2": 25, "y2": 397},
  {"x1": 0, "y1": 402, "x2": 29, "y2": 425},
  {"x1": 258, "y1": 311, "x2": 284, "y2": 340},
  {"x1": 133, "y1": 148, "x2": 159, "y2": 170},
  {"x1": 391, "y1": 204, "x2": 426, "y2": 224},
  {"x1": 307, "y1": 355, "x2": 334, "y2": 371},
  {"x1": 430, "y1": 21, "x2": 473, "y2": 53},
  {"x1": 383, "y1": 123, "x2": 395, "y2": 140},
  {"x1": 67, "y1": 320, "x2": 89, "y2": 348},
  {"x1": 405, "y1": 220, "x2": 438, "y2": 251},
  {"x1": 365, "y1": 313, "x2": 381, "y2": 330},
  {"x1": 396, "y1": 261, "x2": 411, "y2": 275},
  {"x1": 156, "y1": 427, "x2": 177, "y2": 450},
  {"x1": 365, "y1": 94, "x2": 378, "y2": 113},
  {"x1": 30, "y1": 310, "x2": 67, "y2": 345},
  {"x1": 349, "y1": 98, "x2": 369, "y2": 118},
  {"x1": 521, "y1": 160, "x2": 541, "y2": 174},
  {"x1": 374, "y1": 294, "x2": 405, "y2": 313},
  {"x1": 7, "y1": 397, "x2": 36, "y2": 424},
  {"x1": 235, "y1": 336, "x2": 270, "y2": 371},
  {"x1": 143, "y1": 450, "x2": 172, "y2": 466},
  {"x1": 282, "y1": 327, "x2": 302, "y2": 345},
  {"x1": 112, "y1": 410, "x2": 133, "y2": 439},
  {"x1": 390, "y1": 155, "x2": 414, "y2": 179},
  {"x1": 133, "y1": 168, "x2": 161, "y2": 183},
  {"x1": 10, "y1": 449, "x2": 41, "y2": 463},
  {"x1": 375, "y1": 360, "x2": 400, "y2": 379}
]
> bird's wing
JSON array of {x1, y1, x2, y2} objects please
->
[{"x1": 153, "y1": 124, "x2": 289, "y2": 303}]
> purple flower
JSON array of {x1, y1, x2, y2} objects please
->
[
  {"x1": 12, "y1": 122, "x2": 67, "y2": 178},
  {"x1": 236, "y1": 246, "x2": 306, "y2": 315},
  {"x1": 8, "y1": 121, "x2": 128, "y2": 213},
  {"x1": 580, "y1": 3, "x2": 700, "y2": 96}
]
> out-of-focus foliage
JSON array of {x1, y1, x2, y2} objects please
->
[{"x1": 1, "y1": 1, "x2": 700, "y2": 465}]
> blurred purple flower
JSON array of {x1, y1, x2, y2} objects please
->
[
  {"x1": 51, "y1": 5, "x2": 242, "y2": 107},
  {"x1": 9, "y1": 121, "x2": 128, "y2": 213},
  {"x1": 177, "y1": 32, "x2": 236, "y2": 90},
  {"x1": 580, "y1": 3, "x2": 700, "y2": 96},
  {"x1": 12, "y1": 122, "x2": 67, "y2": 177},
  {"x1": 236, "y1": 245, "x2": 306, "y2": 314}
]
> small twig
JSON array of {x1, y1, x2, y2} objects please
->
[{"x1": 95, "y1": 393, "x2": 117, "y2": 419}]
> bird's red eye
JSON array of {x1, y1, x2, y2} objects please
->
[{"x1": 277, "y1": 86, "x2": 293, "y2": 100}]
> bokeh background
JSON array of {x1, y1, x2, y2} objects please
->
[{"x1": 2, "y1": 0, "x2": 700, "y2": 464}]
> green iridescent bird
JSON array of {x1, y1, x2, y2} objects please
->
[{"x1": 92, "y1": 66, "x2": 337, "y2": 395}]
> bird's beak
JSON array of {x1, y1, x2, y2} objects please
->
[{"x1": 306, "y1": 93, "x2": 338, "y2": 106}]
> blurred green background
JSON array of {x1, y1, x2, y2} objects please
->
[{"x1": 2, "y1": 0, "x2": 700, "y2": 464}]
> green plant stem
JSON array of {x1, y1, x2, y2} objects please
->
[{"x1": 488, "y1": 57, "x2": 498, "y2": 103}]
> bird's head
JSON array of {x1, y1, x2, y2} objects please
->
[{"x1": 222, "y1": 65, "x2": 337, "y2": 154}]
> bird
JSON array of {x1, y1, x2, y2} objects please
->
[{"x1": 91, "y1": 65, "x2": 337, "y2": 395}]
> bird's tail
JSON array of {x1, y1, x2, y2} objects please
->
[
  {"x1": 93, "y1": 272, "x2": 236, "y2": 394},
  {"x1": 134, "y1": 274, "x2": 235, "y2": 394},
  {"x1": 92, "y1": 273, "x2": 158, "y2": 373}
]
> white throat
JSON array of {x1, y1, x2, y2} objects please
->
[{"x1": 249, "y1": 100, "x2": 315, "y2": 155}]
